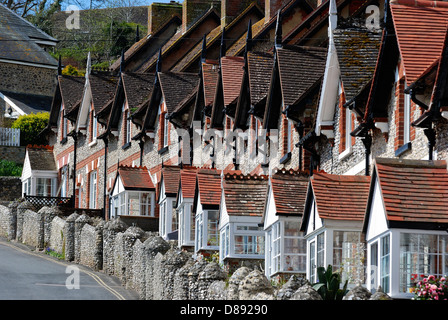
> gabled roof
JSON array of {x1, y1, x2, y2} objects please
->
[
  {"x1": 46, "y1": 75, "x2": 85, "y2": 130},
  {"x1": 89, "y1": 73, "x2": 119, "y2": 114},
  {"x1": 364, "y1": 158, "x2": 448, "y2": 231},
  {"x1": 160, "y1": 165, "x2": 181, "y2": 198},
  {"x1": 171, "y1": 2, "x2": 264, "y2": 73},
  {"x1": 202, "y1": 61, "x2": 220, "y2": 108},
  {"x1": 179, "y1": 166, "x2": 198, "y2": 199},
  {"x1": 159, "y1": 72, "x2": 200, "y2": 115},
  {"x1": 138, "y1": 7, "x2": 220, "y2": 73},
  {"x1": 122, "y1": 72, "x2": 155, "y2": 111},
  {"x1": 110, "y1": 15, "x2": 182, "y2": 72},
  {"x1": 117, "y1": 165, "x2": 155, "y2": 191},
  {"x1": 303, "y1": 172, "x2": 371, "y2": 229},
  {"x1": 277, "y1": 45, "x2": 327, "y2": 107},
  {"x1": 195, "y1": 168, "x2": 222, "y2": 208},
  {"x1": 269, "y1": 169, "x2": 309, "y2": 216},
  {"x1": 226, "y1": 0, "x2": 315, "y2": 57},
  {"x1": 26, "y1": 145, "x2": 57, "y2": 172},
  {"x1": 333, "y1": 27, "x2": 381, "y2": 104},
  {"x1": 221, "y1": 56, "x2": 245, "y2": 108},
  {"x1": 59, "y1": 75, "x2": 85, "y2": 115},
  {"x1": 390, "y1": 0, "x2": 448, "y2": 85},
  {"x1": 210, "y1": 56, "x2": 245, "y2": 127},
  {"x1": 222, "y1": 172, "x2": 268, "y2": 217},
  {"x1": 248, "y1": 51, "x2": 274, "y2": 108},
  {"x1": 264, "y1": 45, "x2": 327, "y2": 129}
]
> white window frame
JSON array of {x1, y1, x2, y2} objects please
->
[
  {"x1": 178, "y1": 202, "x2": 195, "y2": 247},
  {"x1": 163, "y1": 113, "x2": 169, "y2": 148},
  {"x1": 195, "y1": 210, "x2": 220, "y2": 253},
  {"x1": 60, "y1": 165, "x2": 68, "y2": 198},
  {"x1": 332, "y1": 230, "x2": 366, "y2": 284},
  {"x1": 368, "y1": 233, "x2": 391, "y2": 295},
  {"x1": 36, "y1": 177, "x2": 57, "y2": 197},
  {"x1": 308, "y1": 231, "x2": 326, "y2": 284},
  {"x1": 399, "y1": 232, "x2": 448, "y2": 295},
  {"x1": 89, "y1": 170, "x2": 97, "y2": 209},
  {"x1": 403, "y1": 86, "x2": 411, "y2": 144}
]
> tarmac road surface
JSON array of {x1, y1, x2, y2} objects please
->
[{"x1": 0, "y1": 237, "x2": 139, "y2": 300}]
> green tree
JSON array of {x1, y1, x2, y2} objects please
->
[{"x1": 11, "y1": 112, "x2": 50, "y2": 146}]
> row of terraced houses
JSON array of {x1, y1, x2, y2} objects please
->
[{"x1": 20, "y1": 0, "x2": 448, "y2": 299}]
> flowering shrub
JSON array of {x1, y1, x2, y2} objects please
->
[{"x1": 413, "y1": 275, "x2": 448, "y2": 300}]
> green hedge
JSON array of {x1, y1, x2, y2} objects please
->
[{"x1": 0, "y1": 159, "x2": 22, "y2": 177}]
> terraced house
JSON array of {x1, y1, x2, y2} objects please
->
[{"x1": 36, "y1": 0, "x2": 448, "y2": 299}]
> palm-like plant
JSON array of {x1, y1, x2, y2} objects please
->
[{"x1": 312, "y1": 265, "x2": 348, "y2": 300}]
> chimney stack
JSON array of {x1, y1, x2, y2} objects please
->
[
  {"x1": 265, "y1": 0, "x2": 290, "y2": 20},
  {"x1": 182, "y1": 0, "x2": 221, "y2": 33},
  {"x1": 148, "y1": 2, "x2": 182, "y2": 35}
]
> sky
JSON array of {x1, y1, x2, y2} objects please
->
[{"x1": 62, "y1": 0, "x2": 177, "y2": 10}]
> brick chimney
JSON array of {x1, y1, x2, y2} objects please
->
[
  {"x1": 264, "y1": 0, "x2": 290, "y2": 20},
  {"x1": 148, "y1": 1, "x2": 183, "y2": 35},
  {"x1": 221, "y1": 0, "x2": 264, "y2": 27},
  {"x1": 182, "y1": 0, "x2": 221, "y2": 33}
]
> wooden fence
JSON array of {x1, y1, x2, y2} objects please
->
[{"x1": 0, "y1": 128, "x2": 20, "y2": 146}]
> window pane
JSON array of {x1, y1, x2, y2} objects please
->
[
  {"x1": 128, "y1": 193, "x2": 139, "y2": 216},
  {"x1": 284, "y1": 221, "x2": 300, "y2": 237},
  {"x1": 399, "y1": 233, "x2": 448, "y2": 293},
  {"x1": 206, "y1": 211, "x2": 219, "y2": 246},
  {"x1": 234, "y1": 235, "x2": 264, "y2": 255}
]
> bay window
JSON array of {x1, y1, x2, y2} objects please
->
[
  {"x1": 399, "y1": 233, "x2": 448, "y2": 294},
  {"x1": 368, "y1": 234, "x2": 390, "y2": 294},
  {"x1": 110, "y1": 191, "x2": 155, "y2": 218},
  {"x1": 333, "y1": 231, "x2": 366, "y2": 284},
  {"x1": 266, "y1": 220, "x2": 306, "y2": 278},
  {"x1": 179, "y1": 203, "x2": 195, "y2": 247},
  {"x1": 220, "y1": 222, "x2": 265, "y2": 264},
  {"x1": 37, "y1": 178, "x2": 56, "y2": 197},
  {"x1": 195, "y1": 210, "x2": 220, "y2": 252}
]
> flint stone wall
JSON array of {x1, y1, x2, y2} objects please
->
[{"x1": 0, "y1": 203, "x2": 392, "y2": 301}]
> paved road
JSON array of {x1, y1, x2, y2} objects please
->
[{"x1": 0, "y1": 238, "x2": 139, "y2": 300}]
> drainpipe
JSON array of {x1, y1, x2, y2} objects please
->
[
  {"x1": 102, "y1": 138, "x2": 108, "y2": 220},
  {"x1": 71, "y1": 132, "x2": 78, "y2": 207},
  {"x1": 361, "y1": 133, "x2": 372, "y2": 176},
  {"x1": 139, "y1": 138, "x2": 144, "y2": 166}
]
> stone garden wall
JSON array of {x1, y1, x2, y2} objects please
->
[{"x1": 0, "y1": 201, "x2": 392, "y2": 301}]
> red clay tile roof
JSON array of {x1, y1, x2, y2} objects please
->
[
  {"x1": 270, "y1": 169, "x2": 309, "y2": 216},
  {"x1": 179, "y1": 166, "x2": 198, "y2": 199},
  {"x1": 202, "y1": 61, "x2": 220, "y2": 107},
  {"x1": 221, "y1": 56, "x2": 245, "y2": 106},
  {"x1": 160, "y1": 165, "x2": 181, "y2": 196},
  {"x1": 118, "y1": 165, "x2": 155, "y2": 190},
  {"x1": 390, "y1": 0, "x2": 448, "y2": 85},
  {"x1": 373, "y1": 158, "x2": 448, "y2": 225},
  {"x1": 311, "y1": 172, "x2": 371, "y2": 221},
  {"x1": 222, "y1": 172, "x2": 268, "y2": 217},
  {"x1": 196, "y1": 168, "x2": 222, "y2": 207}
]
